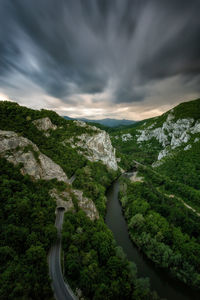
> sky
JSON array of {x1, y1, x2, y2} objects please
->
[{"x1": 0, "y1": 0, "x2": 200, "y2": 120}]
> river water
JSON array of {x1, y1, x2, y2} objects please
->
[{"x1": 105, "y1": 178, "x2": 199, "y2": 300}]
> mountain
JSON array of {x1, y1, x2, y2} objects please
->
[
  {"x1": 64, "y1": 116, "x2": 136, "y2": 127},
  {"x1": 112, "y1": 98, "x2": 200, "y2": 290},
  {"x1": 1, "y1": 99, "x2": 200, "y2": 298},
  {"x1": 0, "y1": 101, "x2": 154, "y2": 300},
  {"x1": 111, "y1": 98, "x2": 200, "y2": 167}
]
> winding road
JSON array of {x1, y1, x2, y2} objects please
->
[{"x1": 49, "y1": 208, "x2": 76, "y2": 300}]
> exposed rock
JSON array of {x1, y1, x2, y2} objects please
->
[
  {"x1": 136, "y1": 114, "x2": 199, "y2": 161},
  {"x1": 70, "y1": 130, "x2": 118, "y2": 170},
  {"x1": 158, "y1": 148, "x2": 169, "y2": 160},
  {"x1": 129, "y1": 171, "x2": 143, "y2": 183},
  {"x1": 184, "y1": 144, "x2": 192, "y2": 151},
  {"x1": 50, "y1": 187, "x2": 99, "y2": 221},
  {"x1": 0, "y1": 130, "x2": 68, "y2": 182},
  {"x1": 121, "y1": 133, "x2": 132, "y2": 142},
  {"x1": 190, "y1": 121, "x2": 200, "y2": 134},
  {"x1": 73, "y1": 189, "x2": 99, "y2": 220},
  {"x1": 0, "y1": 130, "x2": 99, "y2": 221},
  {"x1": 50, "y1": 189, "x2": 74, "y2": 212},
  {"x1": 32, "y1": 117, "x2": 57, "y2": 133},
  {"x1": 73, "y1": 120, "x2": 87, "y2": 128},
  {"x1": 152, "y1": 160, "x2": 163, "y2": 168}
]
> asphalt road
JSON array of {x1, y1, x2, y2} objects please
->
[{"x1": 49, "y1": 208, "x2": 76, "y2": 300}]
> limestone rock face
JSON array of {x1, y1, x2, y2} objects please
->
[
  {"x1": 32, "y1": 117, "x2": 57, "y2": 133},
  {"x1": 121, "y1": 133, "x2": 132, "y2": 142},
  {"x1": 184, "y1": 144, "x2": 192, "y2": 151},
  {"x1": 136, "y1": 113, "x2": 200, "y2": 161},
  {"x1": 70, "y1": 127, "x2": 118, "y2": 171},
  {"x1": 49, "y1": 188, "x2": 99, "y2": 221},
  {"x1": 0, "y1": 130, "x2": 99, "y2": 221},
  {"x1": 73, "y1": 189, "x2": 99, "y2": 221},
  {"x1": 157, "y1": 148, "x2": 169, "y2": 161},
  {"x1": 49, "y1": 189, "x2": 74, "y2": 212},
  {"x1": 0, "y1": 130, "x2": 68, "y2": 182}
]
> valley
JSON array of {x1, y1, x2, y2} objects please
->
[
  {"x1": 1, "y1": 99, "x2": 200, "y2": 300},
  {"x1": 106, "y1": 174, "x2": 199, "y2": 300}
]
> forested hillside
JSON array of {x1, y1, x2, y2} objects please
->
[
  {"x1": 0, "y1": 158, "x2": 56, "y2": 299},
  {"x1": 0, "y1": 101, "x2": 158, "y2": 300},
  {"x1": 112, "y1": 98, "x2": 200, "y2": 290}
]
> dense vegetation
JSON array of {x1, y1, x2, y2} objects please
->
[
  {"x1": 110, "y1": 98, "x2": 200, "y2": 169},
  {"x1": 172, "y1": 98, "x2": 200, "y2": 121},
  {"x1": 119, "y1": 167, "x2": 200, "y2": 290},
  {"x1": 109, "y1": 99, "x2": 200, "y2": 291},
  {"x1": 2, "y1": 98, "x2": 200, "y2": 298},
  {"x1": 73, "y1": 161, "x2": 118, "y2": 216},
  {"x1": 0, "y1": 158, "x2": 57, "y2": 300},
  {"x1": 0, "y1": 101, "x2": 93, "y2": 177},
  {"x1": 156, "y1": 141, "x2": 200, "y2": 190},
  {"x1": 0, "y1": 101, "x2": 120, "y2": 211},
  {"x1": 111, "y1": 129, "x2": 162, "y2": 169},
  {"x1": 62, "y1": 210, "x2": 159, "y2": 300}
]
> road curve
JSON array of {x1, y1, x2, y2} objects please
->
[{"x1": 49, "y1": 208, "x2": 76, "y2": 300}]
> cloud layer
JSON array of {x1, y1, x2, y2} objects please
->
[{"x1": 0, "y1": 0, "x2": 200, "y2": 119}]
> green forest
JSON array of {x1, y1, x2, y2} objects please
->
[
  {"x1": 1, "y1": 99, "x2": 200, "y2": 299},
  {"x1": 0, "y1": 101, "x2": 159, "y2": 299},
  {"x1": 0, "y1": 158, "x2": 57, "y2": 300},
  {"x1": 62, "y1": 210, "x2": 159, "y2": 300},
  {"x1": 119, "y1": 167, "x2": 200, "y2": 289}
]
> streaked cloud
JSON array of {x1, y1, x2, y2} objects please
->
[{"x1": 0, "y1": 0, "x2": 200, "y2": 119}]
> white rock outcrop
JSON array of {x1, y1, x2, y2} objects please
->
[
  {"x1": 137, "y1": 113, "x2": 200, "y2": 161},
  {"x1": 184, "y1": 144, "x2": 192, "y2": 151},
  {"x1": 121, "y1": 133, "x2": 132, "y2": 142},
  {"x1": 0, "y1": 130, "x2": 68, "y2": 182},
  {"x1": 190, "y1": 121, "x2": 200, "y2": 134},
  {"x1": 0, "y1": 130, "x2": 99, "y2": 221},
  {"x1": 49, "y1": 188, "x2": 99, "y2": 221},
  {"x1": 32, "y1": 117, "x2": 57, "y2": 136},
  {"x1": 158, "y1": 148, "x2": 169, "y2": 160},
  {"x1": 73, "y1": 189, "x2": 99, "y2": 220},
  {"x1": 73, "y1": 120, "x2": 87, "y2": 128},
  {"x1": 69, "y1": 129, "x2": 118, "y2": 171},
  {"x1": 50, "y1": 189, "x2": 74, "y2": 212}
]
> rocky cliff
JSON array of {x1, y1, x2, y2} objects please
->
[
  {"x1": 0, "y1": 130, "x2": 68, "y2": 182},
  {"x1": 68, "y1": 122, "x2": 118, "y2": 170},
  {"x1": 32, "y1": 117, "x2": 57, "y2": 136},
  {"x1": 0, "y1": 129, "x2": 99, "y2": 220},
  {"x1": 32, "y1": 117, "x2": 118, "y2": 171},
  {"x1": 136, "y1": 112, "x2": 200, "y2": 162}
]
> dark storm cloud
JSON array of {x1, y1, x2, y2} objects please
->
[{"x1": 0, "y1": 0, "x2": 200, "y2": 106}]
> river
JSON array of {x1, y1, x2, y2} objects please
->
[{"x1": 105, "y1": 177, "x2": 199, "y2": 300}]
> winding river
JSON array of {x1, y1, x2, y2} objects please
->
[{"x1": 105, "y1": 176, "x2": 199, "y2": 300}]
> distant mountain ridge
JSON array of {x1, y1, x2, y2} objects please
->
[{"x1": 64, "y1": 116, "x2": 136, "y2": 127}]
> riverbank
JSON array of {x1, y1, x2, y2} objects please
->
[{"x1": 105, "y1": 176, "x2": 199, "y2": 300}]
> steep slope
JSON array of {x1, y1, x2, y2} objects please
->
[
  {"x1": 0, "y1": 158, "x2": 57, "y2": 300},
  {"x1": 0, "y1": 101, "x2": 119, "y2": 216},
  {"x1": 109, "y1": 99, "x2": 200, "y2": 290},
  {"x1": 136, "y1": 99, "x2": 200, "y2": 163},
  {"x1": 1, "y1": 101, "x2": 159, "y2": 300},
  {"x1": 111, "y1": 98, "x2": 200, "y2": 168},
  {"x1": 0, "y1": 130, "x2": 68, "y2": 182}
]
